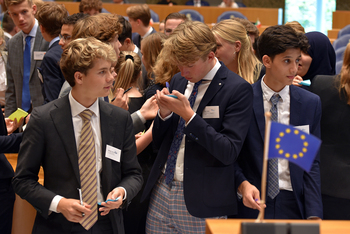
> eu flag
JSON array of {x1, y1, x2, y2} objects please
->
[{"x1": 268, "y1": 122, "x2": 321, "y2": 172}]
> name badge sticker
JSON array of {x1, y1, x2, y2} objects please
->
[
  {"x1": 203, "y1": 106, "x2": 219, "y2": 119},
  {"x1": 34, "y1": 51, "x2": 46, "y2": 60},
  {"x1": 294, "y1": 125, "x2": 309, "y2": 134},
  {"x1": 105, "y1": 145, "x2": 121, "y2": 162}
]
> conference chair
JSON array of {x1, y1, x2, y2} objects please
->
[
  {"x1": 179, "y1": 9, "x2": 204, "y2": 22},
  {"x1": 217, "y1": 11, "x2": 247, "y2": 22}
]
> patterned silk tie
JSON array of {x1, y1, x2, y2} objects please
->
[
  {"x1": 164, "y1": 81, "x2": 202, "y2": 185},
  {"x1": 268, "y1": 93, "x2": 281, "y2": 199},
  {"x1": 78, "y1": 110, "x2": 98, "y2": 230},
  {"x1": 22, "y1": 36, "x2": 32, "y2": 111}
]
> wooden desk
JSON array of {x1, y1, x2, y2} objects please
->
[
  {"x1": 57, "y1": 2, "x2": 279, "y2": 25},
  {"x1": 332, "y1": 11, "x2": 350, "y2": 29},
  {"x1": 205, "y1": 219, "x2": 350, "y2": 234}
]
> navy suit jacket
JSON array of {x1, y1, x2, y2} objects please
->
[
  {"x1": 0, "y1": 109, "x2": 22, "y2": 180},
  {"x1": 235, "y1": 79, "x2": 323, "y2": 219},
  {"x1": 13, "y1": 96, "x2": 143, "y2": 234},
  {"x1": 40, "y1": 40, "x2": 65, "y2": 104},
  {"x1": 142, "y1": 62, "x2": 253, "y2": 218},
  {"x1": 185, "y1": 0, "x2": 210, "y2": 6},
  {"x1": 132, "y1": 28, "x2": 156, "y2": 49}
]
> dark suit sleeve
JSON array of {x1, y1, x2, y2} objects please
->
[
  {"x1": 184, "y1": 81, "x2": 253, "y2": 165},
  {"x1": 12, "y1": 108, "x2": 57, "y2": 216},
  {"x1": 115, "y1": 112, "x2": 143, "y2": 205},
  {"x1": 303, "y1": 96, "x2": 323, "y2": 218},
  {"x1": 41, "y1": 51, "x2": 65, "y2": 103}
]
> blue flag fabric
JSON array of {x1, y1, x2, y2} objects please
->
[{"x1": 268, "y1": 122, "x2": 321, "y2": 172}]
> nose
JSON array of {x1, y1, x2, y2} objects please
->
[
  {"x1": 58, "y1": 38, "x2": 64, "y2": 46},
  {"x1": 291, "y1": 62, "x2": 298, "y2": 74}
]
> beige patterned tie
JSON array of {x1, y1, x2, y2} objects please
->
[{"x1": 78, "y1": 109, "x2": 98, "y2": 230}]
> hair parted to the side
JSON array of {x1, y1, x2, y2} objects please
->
[
  {"x1": 257, "y1": 25, "x2": 309, "y2": 61},
  {"x1": 79, "y1": 0, "x2": 102, "y2": 13},
  {"x1": 60, "y1": 37, "x2": 117, "y2": 87},
  {"x1": 212, "y1": 19, "x2": 259, "y2": 84},
  {"x1": 5, "y1": 0, "x2": 32, "y2": 7},
  {"x1": 72, "y1": 13, "x2": 122, "y2": 43},
  {"x1": 340, "y1": 43, "x2": 350, "y2": 105},
  {"x1": 285, "y1": 21, "x2": 305, "y2": 33},
  {"x1": 36, "y1": 2, "x2": 68, "y2": 37},
  {"x1": 114, "y1": 51, "x2": 142, "y2": 91},
  {"x1": 126, "y1": 4, "x2": 151, "y2": 27},
  {"x1": 161, "y1": 21, "x2": 216, "y2": 66},
  {"x1": 141, "y1": 32, "x2": 167, "y2": 79}
]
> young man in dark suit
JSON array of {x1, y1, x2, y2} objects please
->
[
  {"x1": 5, "y1": 0, "x2": 49, "y2": 117},
  {"x1": 235, "y1": 25, "x2": 323, "y2": 219},
  {"x1": 13, "y1": 37, "x2": 143, "y2": 234},
  {"x1": 126, "y1": 4, "x2": 156, "y2": 49},
  {"x1": 36, "y1": 2, "x2": 68, "y2": 103},
  {"x1": 142, "y1": 21, "x2": 253, "y2": 233}
]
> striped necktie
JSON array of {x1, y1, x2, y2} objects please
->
[
  {"x1": 268, "y1": 93, "x2": 281, "y2": 199},
  {"x1": 78, "y1": 109, "x2": 98, "y2": 230}
]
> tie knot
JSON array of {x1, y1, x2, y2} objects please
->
[
  {"x1": 25, "y1": 36, "x2": 32, "y2": 43},
  {"x1": 270, "y1": 94, "x2": 281, "y2": 105},
  {"x1": 194, "y1": 80, "x2": 202, "y2": 88},
  {"x1": 79, "y1": 109, "x2": 94, "y2": 122}
]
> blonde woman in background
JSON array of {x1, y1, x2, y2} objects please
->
[
  {"x1": 212, "y1": 19, "x2": 262, "y2": 84},
  {"x1": 0, "y1": 28, "x2": 8, "y2": 108}
]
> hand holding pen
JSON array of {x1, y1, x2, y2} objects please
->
[
  {"x1": 110, "y1": 87, "x2": 130, "y2": 110},
  {"x1": 56, "y1": 196, "x2": 92, "y2": 223}
]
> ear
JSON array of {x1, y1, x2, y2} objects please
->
[
  {"x1": 32, "y1": 4, "x2": 37, "y2": 15},
  {"x1": 262, "y1": 55, "x2": 272, "y2": 68},
  {"x1": 74, "y1": 71, "x2": 84, "y2": 85},
  {"x1": 125, "y1": 38, "x2": 132, "y2": 46},
  {"x1": 136, "y1": 19, "x2": 142, "y2": 26},
  {"x1": 207, "y1": 51, "x2": 215, "y2": 62},
  {"x1": 235, "y1": 40, "x2": 242, "y2": 52}
]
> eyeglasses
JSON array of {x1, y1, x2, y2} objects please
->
[{"x1": 59, "y1": 34, "x2": 72, "y2": 42}]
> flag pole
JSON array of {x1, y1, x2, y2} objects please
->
[{"x1": 256, "y1": 112, "x2": 272, "y2": 223}]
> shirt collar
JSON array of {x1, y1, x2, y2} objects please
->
[
  {"x1": 49, "y1": 36, "x2": 60, "y2": 48},
  {"x1": 201, "y1": 57, "x2": 221, "y2": 82},
  {"x1": 142, "y1": 27, "x2": 153, "y2": 39},
  {"x1": 69, "y1": 91, "x2": 100, "y2": 119},
  {"x1": 133, "y1": 45, "x2": 139, "y2": 54},
  {"x1": 261, "y1": 76, "x2": 289, "y2": 102}
]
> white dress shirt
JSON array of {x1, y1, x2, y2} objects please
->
[
  {"x1": 161, "y1": 58, "x2": 221, "y2": 182},
  {"x1": 261, "y1": 76, "x2": 293, "y2": 191}
]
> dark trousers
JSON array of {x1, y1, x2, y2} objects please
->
[
  {"x1": 0, "y1": 179, "x2": 15, "y2": 234},
  {"x1": 322, "y1": 194, "x2": 350, "y2": 220}
]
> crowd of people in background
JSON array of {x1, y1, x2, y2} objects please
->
[{"x1": 0, "y1": 0, "x2": 348, "y2": 233}]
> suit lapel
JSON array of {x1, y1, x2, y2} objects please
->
[
  {"x1": 99, "y1": 100, "x2": 115, "y2": 193},
  {"x1": 196, "y1": 65, "x2": 225, "y2": 115},
  {"x1": 252, "y1": 80, "x2": 266, "y2": 141},
  {"x1": 15, "y1": 34, "x2": 24, "y2": 77},
  {"x1": 30, "y1": 29, "x2": 44, "y2": 79},
  {"x1": 50, "y1": 96, "x2": 80, "y2": 182},
  {"x1": 289, "y1": 86, "x2": 302, "y2": 126}
]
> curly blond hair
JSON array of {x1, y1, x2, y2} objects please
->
[{"x1": 60, "y1": 37, "x2": 117, "y2": 87}]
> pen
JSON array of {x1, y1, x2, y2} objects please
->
[
  {"x1": 166, "y1": 82, "x2": 170, "y2": 91},
  {"x1": 78, "y1": 188, "x2": 85, "y2": 217},
  {"x1": 111, "y1": 86, "x2": 133, "y2": 102}
]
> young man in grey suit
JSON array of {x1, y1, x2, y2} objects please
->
[
  {"x1": 5, "y1": 0, "x2": 49, "y2": 117},
  {"x1": 13, "y1": 38, "x2": 143, "y2": 233}
]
